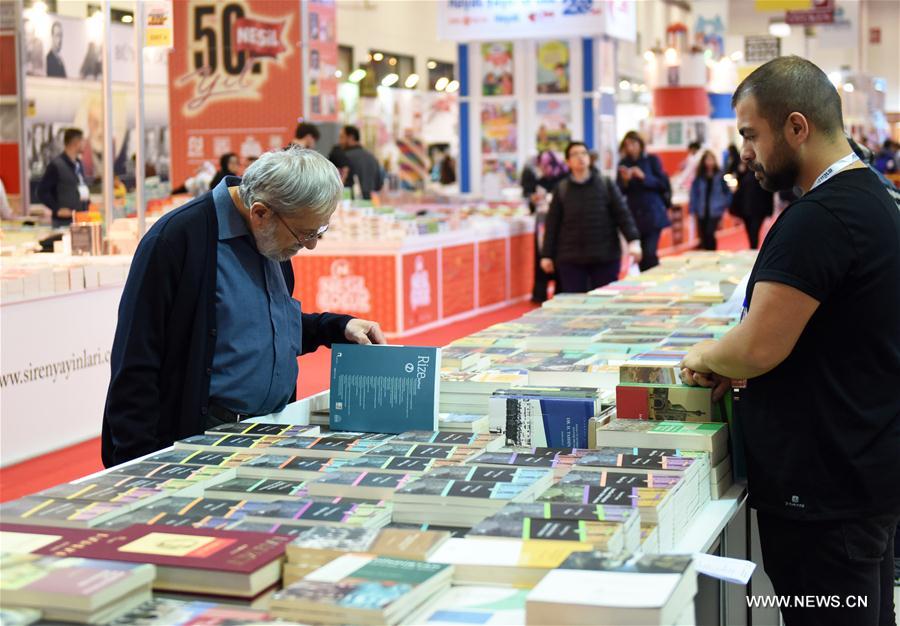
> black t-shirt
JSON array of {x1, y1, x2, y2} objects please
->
[{"x1": 740, "y1": 167, "x2": 900, "y2": 520}]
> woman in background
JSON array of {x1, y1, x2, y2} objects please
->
[
  {"x1": 730, "y1": 159, "x2": 773, "y2": 249},
  {"x1": 616, "y1": 131, "x2": 670, "y2": 270},
  {"x1": 209, "y1": 153, "x2": 240, "y2": 190},
  {"x1": 689, "y1": 150, "x2": 732, "y2": 251}
]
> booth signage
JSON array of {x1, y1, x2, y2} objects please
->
[{"x1": 744, "y1": 35, "x2": 781, "y2": 63}]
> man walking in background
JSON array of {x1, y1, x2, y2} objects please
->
[
  {"x1": 338, "y1": 125, "x2": 383, "y2": 200},
  {"x1": 540, "y1": 142, "x2": 642, "y2": 293}
]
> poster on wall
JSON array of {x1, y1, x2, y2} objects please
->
[
  {"x1": 481, "y1": 42, "x2": 514, "y2": 96},
  {"x1": 308, "y1": 0, "x2": 338, "y2": 122},
  {"x1": 24, "y1": 13, "x2": 168, "y2": 83},
  {"x1": 535, "y1": 100, "x2": 571, "y2": 154},
  {"x1": 168, "y1": 0, "x2": 301, "y2": 187},
  {"x1": 536, "y1": 40, "x2": 569, "y2": 94},
  {"x1": 480, "y1": 103, "x2": 517, "y2": 154},
  {"x1": 482, "y1": 156, "x2": 517, "y2": 199}
]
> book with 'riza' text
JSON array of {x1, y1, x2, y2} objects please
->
[{"x1": 330, "y1": 344, "x2": 441, "y2": 434}]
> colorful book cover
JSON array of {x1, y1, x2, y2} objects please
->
[
  {"x1": 330, "y1": 345, "x2": 441, "y2": 434},
  {"x1": 616, "y1": 384, "x2": 715, "y2": 421}
]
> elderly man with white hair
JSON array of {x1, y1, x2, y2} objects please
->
[{"x1": 102, "y1": 147, "x2": 384, "y2": 467}]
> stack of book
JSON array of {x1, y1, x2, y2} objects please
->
[
  {"x1": 440, "y1": 370, "x2": 529, "y2": 414},
  {"x1": 0, "y1": 553, "x2": 155, "y2": 624},
  {"x1": 305, "y1": 469, "x2": 415, "y2": 500},
  {"x1": 282, "y1": 526, "x2": 450, "y2": 584},
  {"x1": 594, "y1": 419, "x2": 732, "y2": 498},
  {"x1": 3, "y1": 523, "x2": 290, "y2": 602},
  {"x1": 489, "y1": 386, "x2": 603, "y2": 447},
  {"x1": 427, "y1": 537, "x2": 593, "y2": 587},
  {"x1": 91, "y1": 496, "x2": 279, "y2": 530},
  {"x1": 233, "y1": 496, "x2": 392, "y2": 530},
  {"x1": 615, "y1": 383, "x2": 717, "y2": 422},
  {"x1": 437, "y1": 412, "x2": 490, "y2": 434},
  {"x1": 392, "y1": 466, "x2": 554, "y2": 527},
  {"x1": 526, "y1": 553, "x2": 697, "y2": 625},
  {"x1": 202, "y1": 477, "x2": 310, "y2": 501},
  {"x1": 527, "y1": 351, "x2": 622, "y2": 389},
  {"x1": 405, "y1": 585, "x2": 529, "y2": 625},
  {"x1": 204, "y1": 422, "x2": 320, "y2": 438},
  {"x1": 105, "y1": 598, "x2": 272, "y2": 626},
  {"x1": 466, "y1": 500, "x2": 641, "y2": 555},
  {"x1": 467, "y1": 448, "x2": 585, "y2": 479},
  {"x1": 269, "y1": 555, "x2": 453, "y2": 625}
]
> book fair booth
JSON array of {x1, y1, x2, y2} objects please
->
[{"x1": 3, "y1": 1, "x2": 900, "y2": 626}]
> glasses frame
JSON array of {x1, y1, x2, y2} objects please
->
[{"x1": 270, "y1": 210, "x2": 329, "y2": 246}]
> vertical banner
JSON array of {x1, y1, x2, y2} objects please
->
[
  {"x1": 442, "y1": 244, "x2": 476, "y2": 318},
  {"x1": 168, "y1": 0, "x2": 301, "y2": 186},
  {"x1": 478, "y1": 238, "x2": 508, "y2": 307},
  {"x1": 307, "y1": 0, "x2": 338, "y2": 122},
  {"x1": 402, "y1": 250, "x2": 439, "y2": 329}
]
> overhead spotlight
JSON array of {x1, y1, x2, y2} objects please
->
[
  {"x1": 768, "y1": 21, "x2": 791, "y2": 38},
  {"x1": 663, "y1": 47, "x2": 678, "y2": 65},
  {"x1": 435, "y1": 76, "x2": 449, "y2": 91},
  {"x1": 643, "y1": 50, "x2": 655, "y2": 62},
  {"x1": 348, "y1": 68, "x2": 367, "y2": 83},
  {"x1": 381, "y1": 73, "x2": 399, "y2": 87},
  {"x1": 366, "y1": 53, "x2": 373, "y2": 62},
  {"x1": 388, "y1": 57, "x2": 397, "y2": 66},
  {"x1": 334, "y1": 70, "x2": 343, "y2": 78},
  {"x1": 842, "y1": 82, "x2": 855, "y2": 93},
  {"x1": 619, "y1": 79, "x2": 631, "y2": 91},
  {"x1": 445, "y1": 79, "x2": 459, "y2": 93},
  {"x1": 427, "y1": 60, "x2": 437, "y2": 69},
  {"x1": 373, "y1": 52, "x2": 384, "y2": 62},
  {"x1": 404, "y1": 73, "x2": 420, "y2": 88},
  {"x1": 121, "y1": 14, "x2": 133, "y2": 23}
]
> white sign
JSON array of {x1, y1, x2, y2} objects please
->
[
  {"x1": 437, "y1": 0, "x2": 636, "y2": 42},
  {"x1": 0, "y1": 287, "x2": 123, "y2": 467}
]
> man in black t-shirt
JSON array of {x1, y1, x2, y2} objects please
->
[{"x1": 681, "y1": 56, "x2": 900, "y2": 626}]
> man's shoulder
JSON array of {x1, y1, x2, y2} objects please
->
[{"x1": 144, "y1": 193, "x2": 215, "y2": 249}]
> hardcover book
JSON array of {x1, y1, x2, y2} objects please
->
[
  {"x1": 330, "y1": 344, "x2": 441, "y2": 434},
  {"x1": 615, "y1": 384, "x2": 716, "y2": 422}
]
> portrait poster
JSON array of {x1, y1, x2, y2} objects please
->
[
  {"x1": 536, "y1": 40, "x2": 570, "y2": 94},
  {"x1": 481, "y1": 42, "x2": 514, "y2": 96}
]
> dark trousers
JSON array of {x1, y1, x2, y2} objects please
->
[
  {"x1": 639, "y1": 229, "x2": 661, "y2": 272},
  {"x1": 744, "y1": 213, "x2": 765, "y2": 249},
  {"x1": 532, "y1": 230, "x2": 551, "y2": 302},
  {"x1": 697, "y1": 215, "x2": 721, "y2": 250},
  {"x1": 757, "y1": 510, "x2": 899, "y2": 626},
  {"x1": 555, "y1": 259, "x2": 620, "y2": 294}
]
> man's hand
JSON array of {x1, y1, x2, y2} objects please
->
[
  {"x1": 344, "y1": 319, "x2": 387, "y2": 345},
  {"x1": 618, "y1": 166, "x2": 631, "y2": 182},
  {"x1": 540, "y1": 258, "x2": 555, "y2": 274},
  {"x1": 627, "y1": 240, "x2": 642, "y2": 265},
  {"x1": 630, "y1": 166, "x2": 645, "y2": 180},
  {"x1": 680, "y1": 340, "x2": 730, "y2": 401}
]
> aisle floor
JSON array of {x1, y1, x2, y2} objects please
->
[{"x1": 0, "y1": 224, "x2": 756, "y2": 502}]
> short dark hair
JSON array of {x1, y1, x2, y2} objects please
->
[
  {"x1": 63, "y1": 128, "x2": 83, "y2": 146},
  {"x1": 564, "y1": 141, "x2": 588, "y2": 160},
  {"x1": 219, "y1": 152, "x2": 238, "y2": 171},
  {"x1": 295, "y1": 122, "x2": 320, "y2": 141},
  {"x1": 342, "y1": 125, "x2": 360, "y2": 142},
  {"x1": 619, "y1": 130, "x2": 645, "y2": 154},
  {"x1": 732, "y1": 55, "x2": 843, "y2": 138},
  {"x1": 688, "y1": 141, "x2": 701, "y2": 152}
]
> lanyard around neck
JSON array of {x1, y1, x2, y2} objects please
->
[{"x1": 810, "y1": 152, "x2": 859, "y2": 191}]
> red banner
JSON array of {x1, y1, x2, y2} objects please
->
[
  {"x1": 168, "y1": 1, "x2": 301, "y2": 186},
  {"x1": 442, "y1": 244, "x2": 476, "y2": 318},
  {"x1": 403, "y1": 251, "x2": 439, "y2": 329},
  {"x1": 478, "y1": 239, "x2": 508, "y2": 307},
  {"x1": 509, "y1": 234, "x2": 534, "y2": 298}
]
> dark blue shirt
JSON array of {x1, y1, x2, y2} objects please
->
[{"x1": 209, "y1": 177, "x2": 301, "y2": 414}]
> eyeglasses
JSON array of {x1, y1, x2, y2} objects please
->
[{"x1": 271, "y1": 210, "x2": 329, "y2": 246}]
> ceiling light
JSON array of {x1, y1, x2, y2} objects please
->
[
  {"x1": 404, "y1": 73, "x2": 420, "y2": 88},
  {"x1": 348, "y1": 68, "x2": 367, "y2": 83},
  {"x1": 435, "y1": 76, "x2": 449, "y2": 91},
  {"x1": 619, "y1": 79, "x2": 631, "y2": 90},
  {"x1": 334, "y1": 70, "x2": 343, "y2": 78},
  {"x1": 643, "y1": 50, "x2": 655, "y2": 62},
  {"x1": 730, "y1": 51, "x2": 743, "y2": 62},
  {"x1": 373, "y1": 52, "x2": 384, "y2": 62},
  {"x1": 427, "y1": 60, "x2": 437, "y2": 69},
  {"x1": 381, "y1": 73, "x2": 399, "y2": 87},
  {"x1": 663, "y1": 47, "x2": 678, "y2": 65},
  {"x1": 769, "y1": 22, "x2": 791, "y2": 38},
  {"x1": 121, "y1": 14, "x2": 133, "y2": 23},
  {"x1": 388, "y1": 57, "x2": 397, "y2": 66},
  {"x1": 842, "y1": 83, "x2": 855, "y2": 93},
  {"x1": 445, "y1": 80, "x2": 459, "y2": 92}
]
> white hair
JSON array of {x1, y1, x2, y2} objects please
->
[{"x1": 238, "y1": 146, "x2": 342, "y2": 219}]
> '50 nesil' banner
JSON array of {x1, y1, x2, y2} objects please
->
[{"x1": 168, "y1": 0, "x2": 301, "y2": 186}]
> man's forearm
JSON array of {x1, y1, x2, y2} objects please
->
[{"x1": 697, "y1": 326, "x2": 776, "y2": 380}]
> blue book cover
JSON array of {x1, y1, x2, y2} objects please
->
[
  {"x1": 495, "y1": 396, "x2": 596, "y2": 448},
  {"x1": 330, "y1": 344, "x2": 441, "y2": 434}
]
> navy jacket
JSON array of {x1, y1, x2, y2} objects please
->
[
  {"x1": 616, "y1": 154, "x2": 671, "y2": 234},
  {"x1": 102, "y1": 191, "x2": 352, "y2": 467},
  {"x1": 689, "y1": 172, "x2": 732, "y2": 219}
]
